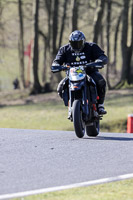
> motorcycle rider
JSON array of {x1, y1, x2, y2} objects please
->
[{"x1": 52, "y1": 30, "x2": 108, "y2": 115}]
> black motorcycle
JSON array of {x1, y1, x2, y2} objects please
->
[{"x1": 51, "y1": 62, "x2": 104, "y2": 138}]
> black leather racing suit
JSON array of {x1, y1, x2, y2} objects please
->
[{"x1": 53, "y1": 42, "x2": 108, "y2": 104}]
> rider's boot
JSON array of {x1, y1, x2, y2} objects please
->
[{"x1": 98, "y1": 104, "x2": 107, "y2": 115}]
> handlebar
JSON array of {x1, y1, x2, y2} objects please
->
[
  {"x1": 51, "y1": 65, "x2": 68, "y2": 73},
  {"x1": 86, "y1": 61, "x2": 103, "y2": 68},
  {"x1": 51, "y1": 61, "x2": 103, "y2": 73}
]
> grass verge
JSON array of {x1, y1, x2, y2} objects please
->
[
  {"x1": 102, "y1": 89, "x2": 133, "y2": 132},
  {"x1": 13, "y1": 178, "x2": 133, "y2": 200},
  {"x1": 0, "y1": 89, "x2": 132, "y2": 132}
]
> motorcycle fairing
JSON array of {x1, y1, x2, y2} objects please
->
[
  {"x1": 69, "y1": 66, "x2": 86, "y2": 81},
  {"x1": 69, "y1": 81, "x2": 85, "y2": 91}
]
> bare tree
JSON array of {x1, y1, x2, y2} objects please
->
[
  {"x1": 41, "y1": 0, "x2": 62, "y2": 91},
  {"x1": 93, "y1": 0, "x2": 106, "y2": 43},
  {"x1": 52, "y1": 0, "x2": 59, "y2": 57},
  {"x1": 32, "y1": 0, "x2": 42, "y2": 94},
  {"x1": 18, "y1": 0, "x2": 25, "y2": 88},
  {"x1": 58, "y1": 0, "x2": 68, "y2": 47},
  {"x1": 113, "y1": 11, "x2": 122, "y2": 73},
  {"x1": 72, "y1": 0, "x2": 79, "y2": 31},
  {"x1": 106, "y1": 0, "x2": 112, "y2": 89},
  {"x1": 120, "y1": 0, "x2": 133, "y2": 85}
]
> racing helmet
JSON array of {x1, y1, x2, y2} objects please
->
[{"x1": 69, "y1": 30, "x2": 86, "y2": 52}]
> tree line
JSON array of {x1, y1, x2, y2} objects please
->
[{"x1": 0, "y1": 0, "x2": 133, "y2": 93}]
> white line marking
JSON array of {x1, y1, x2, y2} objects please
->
[{"x1": 1, "y1": 173, "x2": 133, "y2": 200}]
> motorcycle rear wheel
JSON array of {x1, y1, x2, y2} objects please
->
[
  {"x1": 72, "y1": 100, "x2": 85, "y2": 138},
  {"x1": 86, "y1": 121, "x2": 99, "y2": 137}
]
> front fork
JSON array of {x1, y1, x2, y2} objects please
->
[
  {"x1": 68, "y1": 87, "x2": 73, "y2": 120},
  {"x1": 68, "y1": 81, "x2": 90, "y2": 122}
]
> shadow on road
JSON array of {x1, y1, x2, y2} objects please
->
[{"x1": 84, "y1": 135, "x2": 133, "y2": 141}]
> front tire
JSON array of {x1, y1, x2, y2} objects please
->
[
  {"x1": 86, "y1": 121, "x2": 99, "y2": 137},
  {"x1": 72, "y1": 100, "x2": 85, "y2": 138}
]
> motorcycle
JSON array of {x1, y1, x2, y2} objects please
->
[{"x1": 51, "y1": 62, "x2": 104, "y2": 138}]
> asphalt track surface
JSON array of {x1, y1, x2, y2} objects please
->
[{"x1": 0, "y1": 128, "x2": 133, "y2": 196}]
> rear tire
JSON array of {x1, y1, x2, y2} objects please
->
[
  {"x1": 86, "y1": 121, "x2": 99, "y2": 137},
  {"x1": 72, "y1": 100, "x2": 85, "y2": 138}
]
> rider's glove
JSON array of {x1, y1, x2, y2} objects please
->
[
  {"x1": 52, "y1": 63, "x2": 60, "y2": 66},
  {"x1": 51, "y1": 63, "x2": 61, "y2": 73},
  {"x1": 95, "y1": 59, "x2": 103, "y2": 64},
  {"x1": 95, "y1": 59, "x2": 103, "y2": 69}
]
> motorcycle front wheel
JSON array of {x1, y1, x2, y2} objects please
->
[
  {"x1": 86, "y1": 121, "x2": 99, "y2": 137},
  {"x1": 72, "y1": 100, "x2": 85, "y2": 138}
]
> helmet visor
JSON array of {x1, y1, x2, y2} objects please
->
[{"x1": 69, "y1": 40, "x2": 84, "y2": 51}]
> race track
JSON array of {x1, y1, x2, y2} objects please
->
[{"x1": 0, "y1": 128, "x2": 133, "y2": 197}]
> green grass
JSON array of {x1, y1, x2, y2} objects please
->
[
  {"x1": 0, "y1": 89, "x2": 133, "y2": 132},
  {"x1": 102, "y1": 89, "x2": 133, "y2": 132},
  {"x1": 0, "y1": 102, "x2": 73, "y2": 130},
  {"x1": 13, "y1": 178, "x2": 133, "y2": 200}
]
